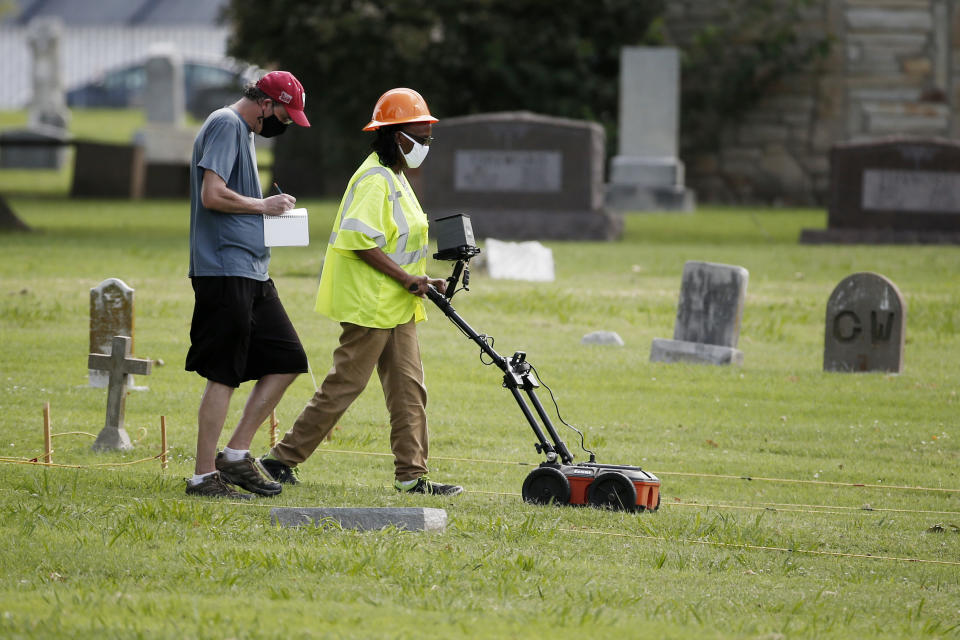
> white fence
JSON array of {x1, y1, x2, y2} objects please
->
[{"x1": 0, "y1": 25, "x2": 230, "y2": 108}]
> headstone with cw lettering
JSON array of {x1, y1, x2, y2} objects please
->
[
  {"x1": 650, "y1": 261, "x2": 748, "y2": 366},
  {"x1": 88, "y1": 336, "x2": 153, "y2": 451},
  {"x1": 89, "y1": 278, "x2": 135, "y2": 388},
  {"x1": 824, "y1": 272, "x2": 905, "y2": 373}
]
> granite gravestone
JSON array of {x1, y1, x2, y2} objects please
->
[
  {"x1": 134, "y1": 44, "x2": 195, "y2": 198},
  {"x1": 824, "y1": 272, "x2": 905, "y2": 373},
  {"x1": 650, "y1": 261, "x2": 748, "y2": 366},
  {"x1": 606, "y1": 47, "x2": 694, "y2": 213},
  {"x1": 415, "y1": 112, "x2": 621, "y2": 240},
  {"x1": 71, "y1": 142, "x2": 145, "y2": 198},
  {"x1": 89, "y1": 278, "x2": 136, "y2": 388},
  {"x1": 88, "y1": 336, "x2": 153, "y2": 451},
  {"x1": 801, "y1": 138, "x2": 960, "y2": 244},
  {"x1": 0, "y1": 17, "x2": 70, "y2": 169}
]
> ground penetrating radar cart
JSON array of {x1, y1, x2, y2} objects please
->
[{"x1": 424, "y1": 215, "x2": 660, "y2": 512}]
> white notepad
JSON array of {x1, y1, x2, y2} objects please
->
[{"x1": 263, "y1": 208, "x2": 309, "y2": 247}]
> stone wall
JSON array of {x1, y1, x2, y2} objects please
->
[{"x1": 665, "y1": 0, "x2": 958, "y2": 205}]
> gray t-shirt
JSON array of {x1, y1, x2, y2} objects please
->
[{"x1": 188, "y1": 107, "x2": 269, "y2": 280}]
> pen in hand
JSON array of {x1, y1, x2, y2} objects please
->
[{"x1": 273, "y1": 182, "x2": 283, "y2": 195}]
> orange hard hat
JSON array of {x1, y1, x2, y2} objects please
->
[{"x1": 362, "y1": 88, "x2": 438, "y2": 131}]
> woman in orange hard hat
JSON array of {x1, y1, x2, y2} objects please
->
[{"x1": 260, "y1": 88, "x2": 463, "y2": 496}]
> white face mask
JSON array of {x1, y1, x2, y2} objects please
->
[{"x1": 399, "y1": 131, "x2": 430, "y2": 169}]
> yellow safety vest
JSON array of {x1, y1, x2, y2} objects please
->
[{"x1": 315, "y1": 153, "x2": 430, "y2": 328}]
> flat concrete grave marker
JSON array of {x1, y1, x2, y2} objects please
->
[
  {"x1": 88, "y1": 336, "x2": 153, "y2": 451},
  {"x1": 650, "y1": 261, "x2": 748, "y2": 366},
  {"x1": 270, "y1": 507, "x2": 447, "y2": 532},
  {"x1": 824, "y1": 272, "x2": 905, "y2": 373},
  {"x1": 89, "y1": 278, "x2": 135, "y2": 388},
  {"x1": 581, "y1": 331, "x2": 624, "y2": 346}
]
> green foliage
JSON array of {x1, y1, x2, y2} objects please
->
[
  {"x1": 224, "y1": 0, "x2": 665, "y2": 194},
  {"x1": 680, "y1": 0, "x2": 831, "y2": 154},
  {"x1": 1, "y1": 200, "x2": 960, "y2": 637}
]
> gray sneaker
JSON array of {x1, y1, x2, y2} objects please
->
[
  {"x1": 185, "y1": 472, "x2": 252, "y2": 500},
  {"x1": 215, "y1": 452, "x2": 282, "y2": 496}
]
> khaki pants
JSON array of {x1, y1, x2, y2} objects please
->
[{"x1": 270, "y1": 319, "x2": 428, "y2": 481}]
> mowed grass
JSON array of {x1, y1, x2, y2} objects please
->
[{"x1": 0, "y1": 199, "x2": 958, "y2": 639}]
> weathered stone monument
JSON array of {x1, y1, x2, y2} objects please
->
[
  {"x1": 801, "y1": 138, "x2": 960, "y2": 244},
  {"x1": 89, "y1": 278, "x2": 135, "y2": 388},
  {"x1": 0, "y1": 17, "x2": 70, "y2": 169},
  {"x1": 416, "y1": 112, "x2": 621, "y2": 240},
  {"x1": 270, "y1": 507, "x2": 447, "y2": 532},
  {"x1": 824, "y1": 272, "x2": 905, "y2": 373},
  {"x1": 133, "y1": 44, "x2": 196, "y2": 198},
  {"x1": 606, "y1": 47, "x2": 694, "y2": 213},
  {"x1": 88, "y1": 336, "x2": 153, "y2": 451},
  {"x1": 650, "y1": 261, "x2": 748, "y2": 365}
]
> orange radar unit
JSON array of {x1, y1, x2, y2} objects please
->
[
  {"x1": 425, "y1": 214, "x2": 661, "y2": 513},
  {"x1": 363, "y1": 88, "x2": 438, "y2": 131}
]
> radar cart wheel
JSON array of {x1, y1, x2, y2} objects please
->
[
  {"x1": 587, "y1": 471, "x2": 637, "y2": 511},
  {"x1": 522, "y1": 466, "x2": 571, "y2": 506}
]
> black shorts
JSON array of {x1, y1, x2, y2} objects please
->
[{"x1": 185, "y1": 277, "x2": 308, "y2": 388}]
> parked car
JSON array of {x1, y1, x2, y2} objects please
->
[{"x1": 67, "y1": 58, "x2": 260, "y2": 119}]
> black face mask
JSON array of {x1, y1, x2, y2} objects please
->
[{"x1": 259, "y1": 114, "x2": 288, "y2": 138}]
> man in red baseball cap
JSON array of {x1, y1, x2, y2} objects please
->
[
  {"x1": 183, "y1": 70, "x2": 311, "y2": 499},
  {"x1": 255, "y1": 70, "x2": 311, "y2": 128}
]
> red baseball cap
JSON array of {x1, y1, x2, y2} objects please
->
[{"x1": 256, "y1": 71, "x2": 310, "y2": 127}]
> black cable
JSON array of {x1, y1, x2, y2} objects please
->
[
  {"x1": 529, "y1": 363, "x2": 596, "y2": 461},
  {"x1": 478, "y1": 334, "x2": 495, "y2": 366}
]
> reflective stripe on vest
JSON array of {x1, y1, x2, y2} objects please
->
[{"x1": 328, "y1": 166, "x2": 423, "y2": 266}]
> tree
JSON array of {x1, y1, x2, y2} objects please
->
[{"x1": 224, "y1": 0, "x2": 665, "y2": 195}]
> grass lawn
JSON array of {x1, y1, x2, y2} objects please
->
[{"x1": 0, "y1": 197, "x2": 958, "y2": 639}]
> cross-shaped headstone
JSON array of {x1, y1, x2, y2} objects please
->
[{"x1": 88, "y1": 335, "x2": 152, "y2": 451}]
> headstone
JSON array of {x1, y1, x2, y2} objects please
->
[
  {"x1": 581, "y1": 331, "x2": 624, "y2": 347},
  {"x1": 133, "y1": 44, "x2": 195, "y2": 198},
  {"x1": 27, "y1": 17, "x2": 70, "y2": 131},
  {"x1": 801, "y1": 138, "x2": 960, "y2": 244},
  {"x1": 89, "y1": 279, "x2": 135, "y2": 388},
  {"x1": 0, "y1": 17, "x2": 70, "y2": 169},
  {"x1": 606, "y1": 47, "x2": 694, "y2": 213},
  {"x1": 416, "y1": 111, "x2": 622, "y2": 241},
  {"x1": 71, "y1": 142, "x2": 145, "y2": 198},
  {"x1": 0, "y1": 195, "x2": 32, "y2": 232},
  {"x1": 144, "y1": 45, "x2": 185, "y2": 126},
  {"x1": 88, "y1": 336, "x2": 153, "y2": 451},
  {"x1": 270, "y1": 507, "x2": 447, "y2": 532},
  {"x1": 0, "y1": 126, "x2": 71, "y2": 169},
  {"x1": 650, "y1": 261, "x2": 748, "y2": 366},
  {"x1": 482, "y1": 238, "x2": 555, "y2": 282},
  {"x1": 824, "y1": 272, "x2": 905, "y2": 373}
]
